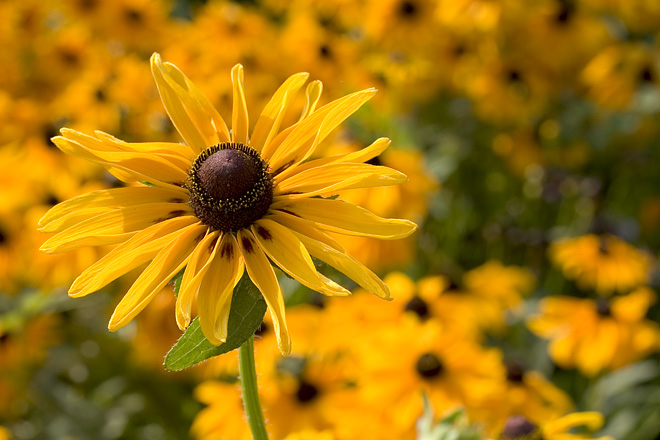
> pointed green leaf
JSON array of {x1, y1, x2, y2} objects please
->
[{"x1": 164, "y1": 273, "x2": 267, "y2": 371}]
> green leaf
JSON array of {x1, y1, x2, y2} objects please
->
[
  {"x1": 163, "y1": 273, "x2": 267, "y2": 371},
  {"x1": 171, "y1": 269, "x2": 185, "y2": 297}
]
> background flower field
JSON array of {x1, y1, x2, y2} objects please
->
[{"x1": 1, "y1": 0, "x2": 660, "y2": 439}]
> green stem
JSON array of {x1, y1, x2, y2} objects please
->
[{"x1": 238, "y1": 335, "x2": 269, "y2": 440}]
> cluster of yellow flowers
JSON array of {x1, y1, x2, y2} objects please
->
[
  {"x1": 1, "y1": 0, "x2": 659, "y2": 439},
  {"x1": 189, "y1": 264, "x2": 616, "y2": 439}
]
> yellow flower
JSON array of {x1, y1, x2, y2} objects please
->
[
  {"x1": 356, "y1": 319, "x2": 505, "y2": 437},
  {"x1": 549, "y1": 234, "x2": 653, "y2": 295},
  {"x1": 480, "y1": 363, "x2": 573, "y2": 433},
  {"x1": 38, "y1": 54, "x2": 416, "y2": 355},
  {"x1": 490, "y1": 412, "x2": 613, "y2": 440},
  {"x1": 527, "y1": 287, "x2": 660, "y2": 376}
]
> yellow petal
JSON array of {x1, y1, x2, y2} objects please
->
[
  {"x1": 197, "y1": 233, "x2": 244, "y2": 345},
  {"x1": 151, "y1": 53, "x2": 212, "y2": 152},
  {"x1": 272, "y1": 197, "x2": 417, "y2": 240},
  {"x1": 275, "y1": 137, "x2": 390, "y2": 183},
  {"x1": 544, "y1": 412, "x2": 605, "y2": 435},
  {"x1": 176, "y1": 230, "x2": 220, "y2": 330},
  {"x1": 298, "y1": 80, "x2": 323, "y2": 121},
  {"x1": 69, "y1": 216, "x2": 200, "y2": 297},
  {"x1": 94, "y1": 131, "x2": 197, "y2": 162},
  {"x1": 267, "y1": 88, "x2": 377, "y2": 173},
  {"x1": 237, "y1": 229, "x2": 291, "y2": 355},
  {"x1": 252, "y1": 219, "x2": 322, "y2": 287},
  {"x1": 39, "y1": 186, "x2": 185, "y2": 232},
  {"x1": 250, "y1": 72, "x2": 309, "y2": 153},
  {"x1": 53, "y1": 133, "x2": 188, "y2": 188},
  {"x1": 612, "y1": 287, "x2": 656, "y2": 322},
  {"x1": 40, "y1": 203, "x2": 193, "y2": 254},
  {"x1": 161, "y1": 60, "x2": 231, "y2": 144},
  {"x1": 275, "y1": 163, "x2": 407, "y2": 197},
  {"x1": 283, "y1": 218, "x2": 391, "y2": 299},
  {"x1": 108, "y1": 222, "x2": 207, "y2": 330},
  {"x1": 231, "y1": 64, "x2": 249, "y2": 145},
  {"x1": 251, "y1": 219, "x2": 347, "y2": 297},
  {"x1": 267, "y1": 210, "x2": 343, "y2": 252}
]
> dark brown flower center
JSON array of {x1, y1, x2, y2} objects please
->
[
  {"x1": 296, "y1": 380, "x2": 319, "y2": 404},
  {"x1": 500, "y1": 415, "x2": 543, "y2": 440},
  {"x1": 506, "y1": 362, "x2": 526, "y2": 383},
  {"x1": 416, "y1": 352, "x2": 444, "y2": 380},
  {"x1": 595, "y1": 298, "x2": 611, "y2": 317},
  {"x1": 188, "y1": 143, "x2": 273, "y2": 232},
  {"x1": 404, "y1": 296, "x2": 429, "y2": 319}
]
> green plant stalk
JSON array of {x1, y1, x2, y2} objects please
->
[{"x1": 238, "y1": 335, "x2": 269, "y2": 440}]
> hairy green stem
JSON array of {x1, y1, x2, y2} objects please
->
[{"x1": 238, "y1": 335, "x2": 269, "y2": 440}]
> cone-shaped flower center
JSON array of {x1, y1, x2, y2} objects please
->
[
  {"x1": 188, "y1": 143, "x2": 273, "y2": 232},
  {"x1": 416, "y1": 352, "x2": 444, "y2": 380},
  {"x1": 500, "y1": 415, "x2": 543, "y2": 440}
]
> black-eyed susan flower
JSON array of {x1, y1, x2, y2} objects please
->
[
  {"x1": 527, "y1": 287, "x2": 660, "y2": 377},
  {"x1": 355, "y1": 319, "x2": 505, "y2": 437},
  {"x1": 490, "y1": 412, "x2": 614, "y2": 440},
  {"x1": 38, "y1": 54, "x2": 416, "y2": 355},
  {"x1": 549, "y1": 234, "x2": 653, "y2": 295}
]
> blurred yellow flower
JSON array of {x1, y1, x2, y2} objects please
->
[
  {"x1": 356, "y1": 319, "x2": 505, "y2": 437},
  {"x1": 549, "y1": 234, "x2": 653, "y2": 295},
  {"x1": 527, "y1": 287, "x2": 660, "y2": 376},
  {"x1": 39, "y1": 54, "x2": 416, "y2": 355}
]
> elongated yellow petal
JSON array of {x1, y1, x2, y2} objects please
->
[
  {"x1": 272, "y1": 213, "x2": 390, "y2": 299},
  {"x1": 151, "y1": 53, "x2": 209, "y2": 152},
  {"x1": 275, "y1": 137, "x2": 390, "y2": 183},
  {"x1": 251, "y1": 219, "x2": 324, "y2": 291},
  {"x1": 267, "y1": 210, "x2": 344, "y2": 252},
  {"x1": 198, "y1": 234, "x2": 244, "y2": 345},
  {"x1": 39, "y1": 186, "x2": 185, "y2": 231},
  {"x1": 276, "y1": 163, "x2": 407, "y2": 197},
  {"x1": 250, "y1": 72, "x2": 309, "y2": 152},
  {"x1": 237, "y1": 229, "x2": 291, "y2": 355},
  {"x1": 94, "y1": 131, "x2": 197, "y2": 163},
  {"x1": 70, "y1": 216, "x2": 200, "y2": 298},
  {"x1": 41, "y1": 203, "x2": 193, "y2": 254},
  {"x1": 298, "y1": 80, "x2": 323, "y2": 121},
  {"x1": 161, "y1": 60, "x2": 231, "y2": 144},
  {"x1": 268, "y1": 88, "x2": 377, "y2": 173},
  {"x1": 545, "y1": 412, "x2": 604, "y2": 434},
  {"x1": 109, "y1": 222, "x2": 207, "y2": 331},
  {"x1": 53, "y1": 133, "x2": 188, "y2": 188},
  {"x1": 271, "y1": 198, "x2": 417, "y2": 240},
  {"x1": 176, "y1": 230, "x2": 220, "y2": 330},
  {"x1": 231, "y1": 64, "x2": 249, "y2": 145}
]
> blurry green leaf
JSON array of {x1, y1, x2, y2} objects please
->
[
  {"x1": 164, "y1": 273, "x2": 267, "y2": 371},
  {"x1": 416, "y1": 393, "x2": 483, "y2": 440},
  {"x1": 170, "y1": 269, "x2": 185, "y2": 297}
]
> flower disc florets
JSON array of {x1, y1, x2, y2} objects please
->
[
  {"x1": 415, "y1": 352, "x2": 443, "y2": 379},
  {"x1": 188, "y1": 142, "x2": 273, "y2": 232}
]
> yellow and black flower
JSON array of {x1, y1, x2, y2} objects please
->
[{"x1": 38, "y1": 54, "x2": 416, "y2": 355}]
